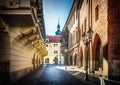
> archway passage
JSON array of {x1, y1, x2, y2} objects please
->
[
  {"x1": 95, "y1": 39, "x2": 101, "y2": 70},
  {"x1": 74, "y1": 53, "x2": 77, "y2": 66},
  {"x1": 80, "y1": 47, "x2": 83, "y2": 67},
  {"x1": 36, "y1": 56, "x2": 39, "y2": 69},
  {"x1": 32, "y1": 54, "x2": 35, "y2": 70},
  {"x1": 92, "y1": 34, "x2": 102, "y2": 71},
  {"x1": 45, "y1": 58, "x2": 49, "y2": 64},
  {"x1": 54, "y1": 57, "x2": 58, "y2": 64},
  {"x1": 69, "y1": 55, "x2": 72, "y2": 65}
]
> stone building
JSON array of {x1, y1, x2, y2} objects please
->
[
  {"x1": 0, "y1": 0, "x2": 47, "y2": 83},
  {"x1": 44, "y1": 22, "x2": 64, "y2": 65},
  {"x1": 77, "y1": 0, "x2": 108, "y2": 77},
  {"x1": 44, "y1": 36, "x2": 64, "y2": 65},
  {"x1": 63, "y1": 0, "x2": 120, "y2": 81},
  {"x1": 63, "y1": 0, "x2": 80, "y2": 66}
]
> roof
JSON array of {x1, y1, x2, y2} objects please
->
[{"x1": 46, "y1": 36, "x2": 61, "y2": 43}]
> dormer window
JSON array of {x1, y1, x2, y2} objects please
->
[
  {"x1": 9, "y1": 1, "x2": 13, "y2": 6},
  {"x1": 15, "y1": 2, "x2": 20, "y2": 7},
  {"x1": 45, "y1": 39, "x2": 49, "y2": 43}
]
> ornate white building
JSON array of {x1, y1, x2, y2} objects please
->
[
  {"x1": 44, "y1": 36, "x2": 64, "y2": 65},
  {"x1": 44, "y1": 22, "x2": 64, "y2": 65}
]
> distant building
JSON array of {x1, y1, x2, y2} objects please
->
[
  {"x1": 44, "y1": 20, "x2": 63, "y2": 65},
  {"x1": 44, "y1": 36, "x2": 64, "y2": 65},
  {"x1": 55, "y1": 20, "x2": 61, "y2": 35}
]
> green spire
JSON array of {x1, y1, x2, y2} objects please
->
[{"x1": 55, "y1": 19, "x2": 61, "y2": 35}]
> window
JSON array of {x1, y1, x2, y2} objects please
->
[
  {"x1": 46, "y1": 44, "x2": 48, "y2": 47},
  {"x1": 86, "y1": 0, "x2": 88, "y2": 3},
  {"x1": 15, "y1": 2, "x2": 20, "y2": 7},
  {"x1": 0, "y1": 0, "x2": 2, "y2": 4},
  {"x1": 95, "y1": 5, "x2": 99, "y2": 21},
  {"x1": 54, "y1": 50, "x2": 58, "y2": 54},
  {"x1": 72, "y1": 31, "x2": 75, "y2": 45},
  {"x1": 81, "y1": 24, "x2": 83, "y2": 34},
  {"x1": 76, "y1": 10, "x2": 79, "y2": 20},
  {"x1": 45, "y1": 58, "x2": 49, "y2": 63},
  {"x1": 45, "y1": 39, "x2": 49, "y2": 43},
  {"x1": 76, "y1": 29, "x2": 79, "y2": 43},
  {"x1": 9, "y1": 1, "x2": 13, "y2": 6},
  {"x1": 84, "y1": 18, "x2": 87, "y2": 32},
  {"x1": 54, "y1": 44, "x2": 58, "y2": 47}
]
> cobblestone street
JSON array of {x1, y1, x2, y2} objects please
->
[
  {"x1": 11, "y1": 64, "x2": 120, "y2": 85},
  {"x1": 1, "y1": 0, "x2": 120, "y2": 84},
  {"x1": 13, "y1": 65, "x2": 95, "y2": 85}
]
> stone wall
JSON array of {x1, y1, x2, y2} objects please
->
[
  {"x1": 92, "y1": 0, "x2": 108, "y2": 47},
  {"x1": 78, "y1": 0, "x2": 109, "y2": 77},
  {"x1": 0, "y1": 23, "x2": 43, "y2": 83},
  {"x1": 92, "y1": 0, "x2": 108, "y2": 77},
  {"x1": 79, "y1": 0, "x2": 89, "y2": 70},
  {"x1": 108, "y1": 0, "x2": 120, "y2": 81},
  {"x1": 0, "y1": 31, "x2": 10, "y2": 84},
  {"x1": 10, "y1": 26, "x2": 34, "y2": 73}
]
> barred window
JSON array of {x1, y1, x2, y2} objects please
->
[
  {"x1": 54, "y1": 44, "x2": 58, "y2": 47},
  {"x1": 95, "y1": 5, "x2": 99, "y2": 21},
  {"x1": 54, "y1": 50, "x2": 58, "y2": 54}
]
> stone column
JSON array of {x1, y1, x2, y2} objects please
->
[
  {"x1": 0, "y1": 31, "x2": 10, "y2": 83},
  {"x1": 108, "y1": 0, "x2": 120, "y2": 81}
]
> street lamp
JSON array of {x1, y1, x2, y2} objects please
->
[{"x1": 82, "y1": 28, "x2": 93, "y2": 81}]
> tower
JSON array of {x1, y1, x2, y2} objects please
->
[{"x1": 55, "y1": 19, "x2": 61, "y2": 35}]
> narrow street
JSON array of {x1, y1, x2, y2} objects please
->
[
  {"x1": 0, "y1": 0, "x2": 120, "y2": 85},
  {"x1": 13, "y1": 65, "x2": 95, "y2": 85}
]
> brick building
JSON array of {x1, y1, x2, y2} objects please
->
[
  {"x1": 0, "y1": 0, "x2": 47, "y2": 83},
  {"x1": 63, "y1": 0, "x2": 120, "y2": 81}
]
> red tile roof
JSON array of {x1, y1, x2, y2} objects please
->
[{"x1": 46, "y1": 36, "x2": 61, "y2": 43}]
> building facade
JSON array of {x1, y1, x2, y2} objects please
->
[
  {"x1": 63, "y1": 0, "x2": 120, "y2": 81},
  {"x1": 63, "y1": 0, "x2": 80, "y2": 66},
  {"x1": 44, "y1": 21, "x2": 63, "y2": 65},
  {"x1": 0, "y1": 0, "x2": 47, "y2": 83},
  {"x1": 44, "y1": 36, "x2": 64, "y2": 65}
]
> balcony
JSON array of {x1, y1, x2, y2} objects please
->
[{"x1": 0, "y1": 9, "x2": 37, "y2": 26}]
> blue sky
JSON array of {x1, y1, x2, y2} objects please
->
[{"x1": 43, "y1": 0, "x2": 74, "y2": 35}]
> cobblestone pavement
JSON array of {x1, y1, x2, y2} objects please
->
[
  {"x1": 12, "y1": 64, "x2": 95, "y2": 85},
  {"x1": 56, "y1": 65, "x2": 120, "y2": 85},
  {"x1": 36, "y1": 65, "x2": 95, "y2": 85},
  {"x1": 11, "y1": 64, "x2": 120, "y2": 85}
]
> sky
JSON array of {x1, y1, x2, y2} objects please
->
[{"x1": 43, "y1": 0, "x2": 74, "y2": 35}]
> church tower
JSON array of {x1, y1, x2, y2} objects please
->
[{"x1": 55, "y1": 19, "x2": 61, "y2": 35}]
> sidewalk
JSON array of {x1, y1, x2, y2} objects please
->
[
  {"x1": 56, "y1": 66, "x2": 100, "y2": 85},
  {"x1": 11, "y1": 65, "x2": 46, "y2": 85},
  {"x1": 56, "y1": 65, "x2": 120, "y2": 85}
]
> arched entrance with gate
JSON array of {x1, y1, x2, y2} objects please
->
[
  {"x1": 92, "y1": 34, "x2": 103, "y2": 71},
  {"x1": 74, "y1": 53, "x2": 77, "y2": 66}
]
